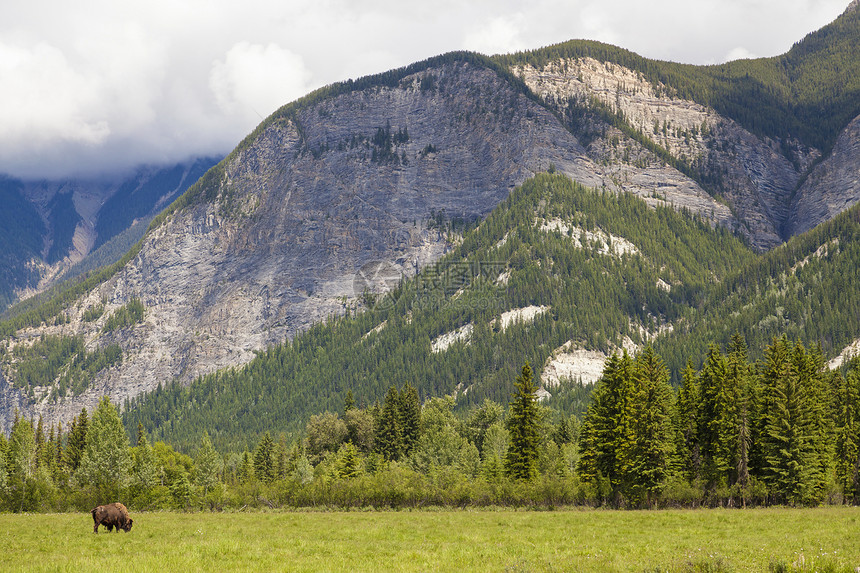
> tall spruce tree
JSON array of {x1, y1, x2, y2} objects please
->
[
  {"x1": 375, "y1": 386, "x2": 404, "y2": 462},
  {"x1": 834, "y1": 362, "x2": 860, "y2": 503},
  {"x1": 758, "y1": 337, "x2": 824, "y2": 505},
  {"x1": 674, "y1": 360, "x2": 701, "y2": 483},
  {"x1": 132, "y1": 430, "x2": 158, "y2": 490},
  {"x1": 621, "y1": 347, "x2": 675, "y2": 507},
  {"x1": 64, "y1": 408, "x2": 89, "y2": 472},
  {"x1": 0, "y1": 432, "x2": 7, "y2": 493},
  {"x1": 399, "y1": 383, "x2": 421, "y2": 456},
  {"x1": 253, "y1": 432, "x2": 275, "y2": 483},
  {"x1": 698, "y1": 344, "x2": 731, "y2": 488},
  {"x1": 506, "y1": 362, "x2": 539, "y2": 481},
  {"x1": 577, "y1": 351, "x2": 636, "y2": 503}
]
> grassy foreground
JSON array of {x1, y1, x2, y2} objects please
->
[{"x1": 1, "y1": 507, "x2": 858, "y2": 572}]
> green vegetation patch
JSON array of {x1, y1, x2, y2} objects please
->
[
  {"x1": 0, "y1": 509, "x2": 857, "y2": 572},
  {"x1": 5, "y1": 334, "x2": 122, "y2": 398},
  {"x1": 102, "y1": 298, "x2": 145, "y2": 333}
]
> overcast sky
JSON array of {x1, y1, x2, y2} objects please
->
[{"x1": 0, "y1": 0, "x2": 850, "y2": 180}]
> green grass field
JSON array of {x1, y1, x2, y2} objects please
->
[{"x1": 2, "y1": 507, "x2": 858, "y2": 572}]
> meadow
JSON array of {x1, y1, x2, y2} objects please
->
[{"x1": 1, "y1": 507, "x2": 859, "y2": 572}]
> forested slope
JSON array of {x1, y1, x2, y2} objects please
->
[{"x1": 124, "y1": 172, "x2": 755, "y2": 451}]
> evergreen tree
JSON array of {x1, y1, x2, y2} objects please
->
[
  {"x1": 253, "y1": 432, "x2": 275, "y2": 483},
  {"x1": 274, "y1": 436, "x2": 289, "y2": 480},
  {"x1": 343, "y1": 390, "x2": 356, "y2": 415},
  {"x1": 0, "y1": 432, "x2": 7, "y2": 494},
  {"x1": 674, "y1": 360, "x2": 701, "y2": 482},
  {"x1": 75, "y1": 396, "x2": 132, "y2": 503},
  {"x1": 375, "y1": 386, "x2": 404, "y2": 462},
  {"x1": 698, "y1": 344, "x2": 731, "y2": 487},
  {"x1": 621, "y1": 347, "x2": 675, "y2": 507},
  {"x1": 64, "y1": 408, "x2": 88, "y2": 472},
  {"x1": 34, "y1": 415, "x2": 45, "y2": 467},
  {"x1": 195, "y1": 434, "x2": 223, "y2": 494},
  {"x1": 758, "y1": 337, "x2": 823, "y2": 505},
  {"x1": 171, "y1": 471, "x2": 193, "y2": 509},
  {"x1": 336, "y1": 443, "x2": 362, "y2": 479},
  {"x1": 136, "y1": 422, "x2": 146, "y2": 447},
  {"x1": 577, "y1": 351, "x2": 636, "y2": 502},
  {"x1": 238, "y1": 451, "x2": 255, "y2": 484},
  {"x1": 399, "y1": 383, "x2": 421, "y2": 455},
  {"x1": 834, "y1": 363, "x2": 860, "y2": 503},
  {"x1": 506, "y1": 362, "x2": 540, "y2": 481}
]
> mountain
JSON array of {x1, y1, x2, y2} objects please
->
[
  {"x1": 3, "y1": 6, "x2": 860, "y2": 434},
  {"x1": 123, "y1": 172, "x2": 756, "y2": 451},
  {"x1": 126, "y1": 171, "x2": 860, "y2": 452},
  {"x1": 0, "y1": 157, "x2": 220, "y2": 311}
]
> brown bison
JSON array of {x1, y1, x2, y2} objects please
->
[{"x1": 91, "y1": 502, "x2": 134, "y2": 533}]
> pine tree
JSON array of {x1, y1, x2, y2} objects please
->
[
  {"x1": 171, "y1": 471, "x2": 193, "y2": 509},
  {"x1": 40, "y1": 424, "x2": 57, "y2": 480},
  {"x1": 238, "y1": 451, "x2": 255, "y2": 484},
  {"x1": 375, "y1": 386, "x2": 404, "y2": 462},
  {"x1": 0, "y1": 432, "x2": 7, "y2": 493},
  {"x1": 621, "y1": 347, "x2": 675, "y2": 507},
  {"x1": 399, "y1": 383, "x2": 421, "y2": 455},
  {"x1": 758, "y1": 337, "x2": 823, "y2": 505},
  {"x1": 698, "y1": 344, "x2": 730, "y2": 487},
  {"x1": 65, "y1": 408, "x2": 89, "y2": 472},
  {"x1": 577, "y1": 351, "x2": 636, "y2": 502},
  {"x1": 136, "y1": 422, "x2": 146, "y2": 447},
  {"x1": 34, "y1": 415, "x2": 45, "y2": 468},
  {"x1": 343, "y1": 390, "x2": 356, "y2": 416},
  {"x1": 674, "y1": 360, "x2": 701, "y2": 482},
  {"x1": 834, "y1": 363, "x2": 860, "y2": 503},
  {"x1": 253, "y1": 432, "x2": 275, "y2": 483},
  {"x1": 506, "y1": 362, "x2": 539, "y2": 481},
  {"x1": 75, "y1": 396, "x2": 132, "y2": 503},
  {"x1": 336, "y1": 443, "x2": 362, "y2": 479}
]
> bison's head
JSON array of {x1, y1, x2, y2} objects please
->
[{"x1": 122, "y1": 518, "x2": 133, "y2": 532}]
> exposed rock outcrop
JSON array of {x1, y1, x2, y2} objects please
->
[
  {"x1": 515, "y1": 57, "x2": 820, "y2": 250},
  {"x1": 788, "y1": 114, "x2": 860, "y2": 236}
]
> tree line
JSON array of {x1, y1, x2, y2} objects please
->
[{"x1": 2, "y1": 335, "x2": 858, "y2": 512}]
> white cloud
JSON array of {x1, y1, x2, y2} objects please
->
[
  {"x1": 724, "y1": 46, "x2": 759, "y2": 62},
  {"x1": 0, "y1": 0, "x2": 851, "y2": 179},
  {"x1": 464, "y1": 14, "x2": 528, "y2": 55},
  {"x1": 210, "y1": 42, "x2": 314, "y2": 121}
]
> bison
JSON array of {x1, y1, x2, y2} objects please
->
[{"x1": 91, "y1": 502, "x2": 134, "y2": 533}]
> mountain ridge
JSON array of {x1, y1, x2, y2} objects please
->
[{"x1": 3, "y1": 9, "x2": 860, "y2": 433}]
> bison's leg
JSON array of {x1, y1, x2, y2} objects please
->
[{"x1": 93, "y1": 522, "x2": 99, "y2": 533}]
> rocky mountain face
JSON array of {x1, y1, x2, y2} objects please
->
[
  {"x1": 3, "y1": 26, "x2": 860, "y2": 431},
  {"x1": 513, "y1": 57, "x2": 833, "y2": 251},
  {"x1": 788, "y1": 114, "x2": 860, "y2": 236}
]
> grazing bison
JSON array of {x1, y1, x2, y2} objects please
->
[{"x1": 91, "y1": 503, "x2": 134, "y2": 533}]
